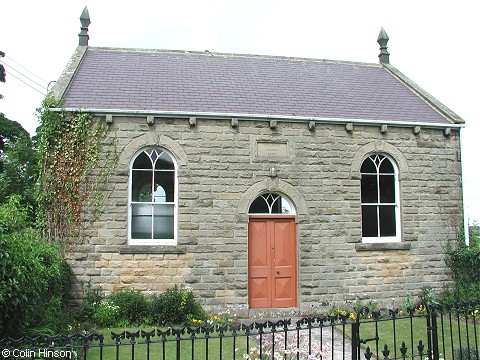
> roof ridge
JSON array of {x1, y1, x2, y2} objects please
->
[{"x1": 85, "y1": 46, "x2": 381, "y2": 67}]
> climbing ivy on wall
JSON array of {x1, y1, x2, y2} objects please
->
[{"x1": 37, "y1": 96, "x2": 117, "y2": 244}]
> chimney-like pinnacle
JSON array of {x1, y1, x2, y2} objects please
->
[
  {"x1": 377, "y1": 27, "x2": 390, "y2": 64},
  {"x1": 78, "y1": 6, "x2": 91, "y2": 46}
]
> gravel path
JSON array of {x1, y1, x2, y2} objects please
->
[{"x1": 241, "y1": 320, "x2": 358, "y2": 359}]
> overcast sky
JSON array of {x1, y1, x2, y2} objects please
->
[{"x1": 1, "y1": 0, "x2": 479, "y2": 225}]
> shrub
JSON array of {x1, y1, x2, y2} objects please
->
[
  {"x1": 93, "y1": 300, "x2": 120, "y2": 327},
  {"x1": 444, "y1": 235, "x2": 480, "y2": 303},
  {"x1": 109, "y1": 289, "x2": 149, "y2": 325},
  {"x1": 150, "y1": 286, "x2": 205, "y2": 325},
  {"x1": 419, "y1": 286, "x2": 438, "y2": 307},
  {"x1": 76, "y1": 281, "x2": 103, "y2": 323},
  {"x1": 75, "y1": 285, "x2": 206, "y2": 327},
  {"x1": 0, "y1": 196, "x2": 71, "y2": 337}
]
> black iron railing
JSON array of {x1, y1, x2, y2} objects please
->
[
  {"x1": 1, "y1": 302, "x2": 479, "y2": 359},
  {"x1": 353, "y1": 302, "x2": 480, "y2": 360}
]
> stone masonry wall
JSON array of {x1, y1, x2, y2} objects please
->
[{"x1": 67, "y1": 115, "x2": 463, "y2": 313}]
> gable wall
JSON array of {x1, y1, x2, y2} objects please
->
[{"x1": 67, "y1": 115, "x2": 463, "y2": 313}]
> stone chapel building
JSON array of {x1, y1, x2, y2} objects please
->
[{"x1": 52, "y1": 7, "x2": 465, "y2": 312}]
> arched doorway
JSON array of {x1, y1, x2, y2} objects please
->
[{"x1": 248, "y1": 193, "x2": 297, "y2": 308}]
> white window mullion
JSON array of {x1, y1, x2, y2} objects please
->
[
  {"x1": 151, "y1": 171, "x2": 155, "y2": 240},
  {"x1": 376, "y1": 172, "x2": 381, "y2": 237}
]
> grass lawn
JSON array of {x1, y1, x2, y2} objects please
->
[
  {"x1": 357, "y1": 315, "x2": 430, "y2": 358},
  {"x1": 82, "y1": 326, "x2": 252, "y2": 360},
  {"x1": 357, "y1": 314, "x2": 479, "y2": 359},
  {"x1": 78, "y1": 324, "x2": 334, "y2": 359}
]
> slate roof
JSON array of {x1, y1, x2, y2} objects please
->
[{"x1": 58, "y1": 47, "x2": 461, "y2": 125}]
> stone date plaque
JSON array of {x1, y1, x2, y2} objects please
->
[{"x1": 256, "y1": 142, "x2": 288, "y2": 159}]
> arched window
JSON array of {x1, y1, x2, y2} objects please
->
[
  {"x1": 129, "y1": 148, "x2": 177, "y2": 245},
  {"x1": 361, "y1": 154, "x2": 400, "y2": 242},
  {"x1": 249, "y1": 193, "x2": 295, "y2": 215}
]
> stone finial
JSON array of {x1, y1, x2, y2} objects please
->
[
  {"x1": 78, "y1": 6, "x2": 91, "y2": 46},
  {"x1": 377, "y1": 27, "x2": 390, "y2": 64}
]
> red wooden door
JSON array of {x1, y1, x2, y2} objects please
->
[{"x1": 248, "y1": 216, "x2": 297, "y2": 308}]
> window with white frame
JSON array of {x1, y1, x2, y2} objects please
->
[
  {"x1": 360, "y1": 154, "x2": 400, "y2": 242},
  {"x1": 249, "y1": 193, "x2": 295, "y2": 215},
  {"x1": 129, "y1": 148, "x2": 177, "y2": 245}
]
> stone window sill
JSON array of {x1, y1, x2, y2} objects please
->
[
  {"x1": 355, "y1": 243, "x2": 411, "y2": 251},
  {"x1": 119, "y1": 245, "x2": 186, "y2": 254}
]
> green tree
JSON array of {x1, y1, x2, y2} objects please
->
[
  {"x1": 0, "y1": 115, "x2": 37, "y2": 207},
  {"x1": 0, "y1": 133, "x2": 38, "y2": 207},
  {"x1": 0, "y1": 52, "x2": 27, "y2": 156},
  {"x1": 0, "y1": 50, "x2": 5, "y2": 99},
  {"x1": 0, "y1": 52, "x2": 38, "y2": 208},
  {"x1": 0, "y1": 115, "x2": 29, "y2": 157}
]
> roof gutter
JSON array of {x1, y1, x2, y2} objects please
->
[{"x1": 49, "y1": 108, "x2": 464, "y2": 129}]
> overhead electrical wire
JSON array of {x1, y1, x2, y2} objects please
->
[
  {"x1": 3, "y1": 55, "x2": 49, "y2": 85},
  {"x1": 4, "y1": 70, "x2": 46, "y2": 96},
  {"x1": 0, "y1": 60, "x2": 47, "y2": 92},
  {"x1": 0, "y1": 55, "x2": 50, "y2": 96}
]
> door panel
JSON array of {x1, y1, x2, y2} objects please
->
[
  {"x1": 272, "y1": 219, "x2": 296, "y2": 307},
  {"x1": 274, "y1": 277, "x2": 294, "y2": 300},
  {"x1": 248, "y1": 220, "x2": 271, "y2": 308},
  {"x1": 248, "y1": 216, "x2": 296, "y2": 308}
]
